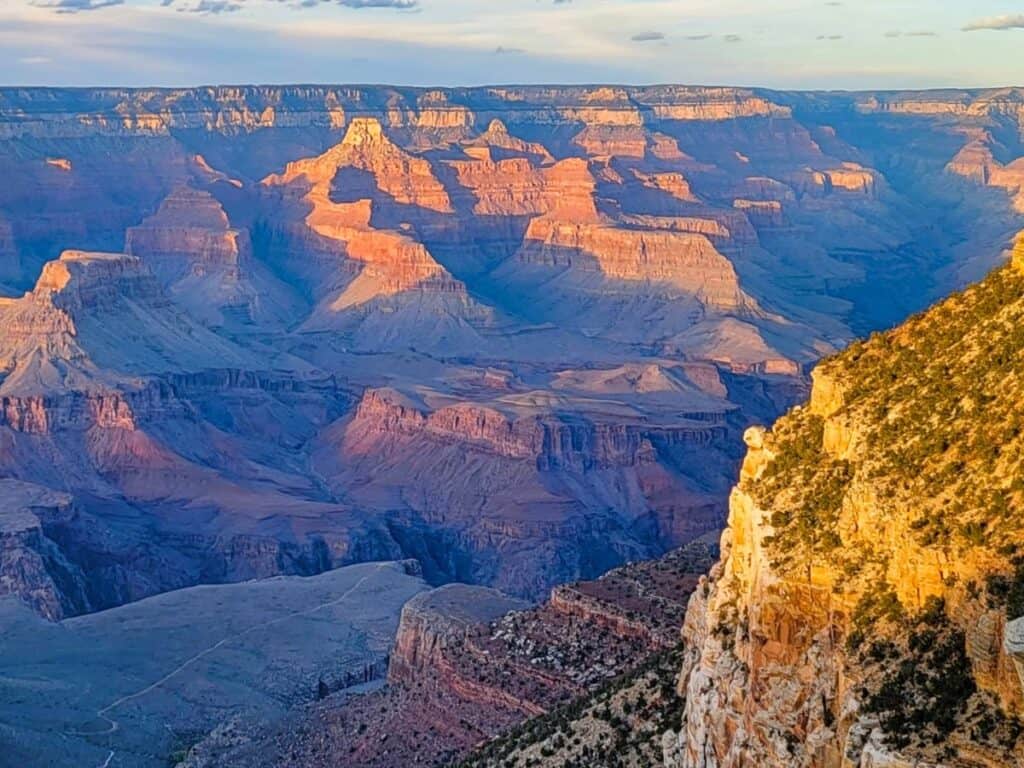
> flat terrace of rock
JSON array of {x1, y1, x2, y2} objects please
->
[{"x1": 0, "y1": 560, "x2": 428, "y2": 768}]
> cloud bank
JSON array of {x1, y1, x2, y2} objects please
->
[
  {"x1": 963, "y1": 14, "x2": 1024, "y2": 32},
  {"x1": 31, "y1": 0, "x2": 124, "y2": 12}
]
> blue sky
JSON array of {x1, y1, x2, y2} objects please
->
[{"x1": 2, "y1": 0, "x2": 1024, "y2": 89}]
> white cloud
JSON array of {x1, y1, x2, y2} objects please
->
[
  {"x1": 31, "y1": 0, "x2": 123, "y2": 12},
  {"x1": 962, "y1": 14, "x2": 1024, "y2": 32}
]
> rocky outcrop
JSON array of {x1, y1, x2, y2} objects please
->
[
  {"x1": 265, "y1": 117, "x2": 452, "y2": 213},
  {"x1": 631, "y1": 169, "x2": 699, "y2": 202},
  {"x1": 34, "y1": 249, "x2": 167, "y2": 311},
  {"x1": 126, "y1": 186, "x2": 246, "y2": 272},
  {"x1": 947, "y1": 136, "x2": 1024, "y2": 213},
  {"x1": 445, "y1": 150, "x2": 602, "y2": 242},
  {"x1": 388, "y1": 584, "x2": 538, "y2": 714},
  {"x1": 0, "y1": 480, "x2": 88, "y2": 620},
  {"x1": 347, "y1": 387, "x2": 726, "y2": 471},
  {"x1": 733, "y1": 198, "x2": 785, "y2": 226},
  {"x1": 447, "y1": 155, "x2": 599, "y2": 222},
  {"x1": 0, "y1": 368, "x2": 340, "y2": 435},
  {"x1": 0, "y1": 250, "x2": 257, "y2": 394},
  {"x1": 125, "y1": 186, "x2": 302, "y2": 329},
  {"x1": 573, "y1": 125, "x2": 649, "y2": 158},
  {"x1": 517, "y1": 217, "x2": 754, "y2": 311},
  {"x1": 1007, "y1": 618, "x2": 1024, "y2": 694},
  {"x1": 261, "y1": 120, "x2": 496, "y2": 349},
  {"x1": 671, "y1": 251, "x2": 1024, "y2": 768},
  {"x1": 463, "y1": 119, "x2": 555, "y2": 163},
  {"x1": 789, "y1": 163, "x2": 880, "y2": 198},
  {"x1": 549, "y1": 584, "x2": 660, "y2": 642}
]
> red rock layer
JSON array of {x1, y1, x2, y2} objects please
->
[
  {"x1": 263, "y1": 121, "x2": 470, "y2": 309},
  {"x1": 265, "y1": 117, "x2": 452, "y2": 213},
  {"x1": 345, "y1": 388, "x2": 725, "y2": 472},
  {"x1": 447, "y1": 154, "x2": 600, "y2": 221}
]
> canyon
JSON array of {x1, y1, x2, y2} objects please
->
[
  {"x1": 2, "y1": 84, "x2": 1024, "y2": 766},
  {"x1": 1, "y1": 85, "x2": 1022, "y2": 614},
  {"x1": 449, "y1": 235, "x2": 1024, "y2": 768},
  {"x1": 174, "y1": 542, "x2": 715, "y2": 768}
]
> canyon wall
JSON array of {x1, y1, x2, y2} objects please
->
[
  {"x1": 670, "y1": 239, "x2": 1024, "y2": 768},
  {"x1": 1, "y1": 84, "x2": 1023, "y2": 621}
]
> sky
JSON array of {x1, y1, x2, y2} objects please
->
[{"x1": 2, "y1": 0, "x2": 1024, "y2": 90}]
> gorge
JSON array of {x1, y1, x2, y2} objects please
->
[{"x1": 1, "y1": 84, "x2": 1024, "y2": 767}]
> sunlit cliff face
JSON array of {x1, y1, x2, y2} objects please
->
[{"x1": 672, "y1": 236, "x2": 1024, "y2": 768}]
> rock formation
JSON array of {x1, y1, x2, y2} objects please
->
[
  {"x1": 947, "y1": 133, "x2": 1024, "y2": 213},
  {"x1": 202, "y1": 543, "x2": 714, "y2": 768},
  {"x1": 670, "y1": 237, "x2": 1024, "y2": 768},
  {"x1": 0, "y1": 83, "x2": 1022, "y2": 632},
  {"x1": 125, "y1": 185, "x2": 300, "y2": 329},
  {"x1": 313, "y1": 380, "x2": 734, "y2": 597},
  {"x1": 266, "y1": 117, "x2": 453, "y2": 213},
  {"x1": 0, "y1": 479, "x2": 88, "y2": 620},
  {"x1": 0, "y1": 250, "x2": 256, "y2": 394},
  {"x1": 262, "y1": 119, "x2": 496, "y2": 352}
]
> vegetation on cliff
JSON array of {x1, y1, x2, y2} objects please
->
[
  {"x1": 742, "y1": 239, "x2": 1024, "y2": 762},
  {"x1": 451, "y1": 645, "x2": 686, "y2": 768}
]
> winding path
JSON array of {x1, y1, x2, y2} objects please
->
[{"x1": 74, "y1": 564, "x2": 386, "y2": 766}]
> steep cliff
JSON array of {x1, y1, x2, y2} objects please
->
[
  {"x1": 672, "y1": 238, "x2": 1024, "y2": 768},
  {"x1": 0, "y1": 479, "x2": 89, "y2": 620},
  {"x1": 313, "y1": 381, "x2": 734, "y2": 597}
]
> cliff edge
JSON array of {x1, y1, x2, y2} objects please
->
[{"x1": 671, "y1": 237, "x2": 1024, "y2": 768}]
